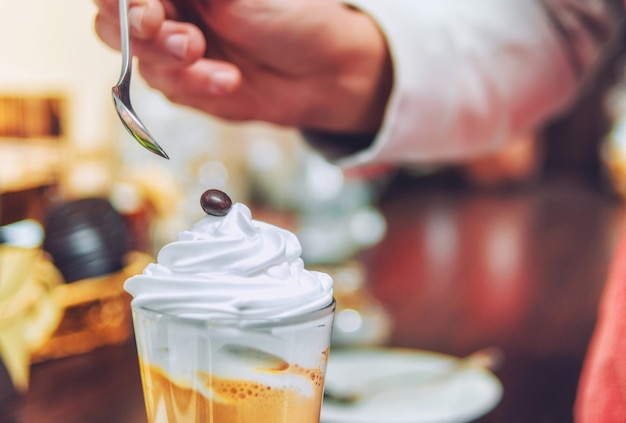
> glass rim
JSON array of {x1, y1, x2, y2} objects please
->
[{"x1": 131, "y1": 297, "x2": 336, "y2": 329}]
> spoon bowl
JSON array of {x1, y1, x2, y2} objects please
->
[{"x1": 112, "y1": 0, "x2": 169, "y2": 159}]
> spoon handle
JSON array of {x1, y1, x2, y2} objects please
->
[{"x1": 117, "y1": 0, "x2": 132, "y2": 83}]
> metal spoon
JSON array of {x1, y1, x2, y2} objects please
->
[
  {"x1": 111, "y1": 0, "x2": 169, "y2": 159},
  {"x1": 323, "y1": 347, "x2": 504, "y2": 404}
]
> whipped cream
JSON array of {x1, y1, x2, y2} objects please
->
[{"x1": 125, "y1": 203, "x2": 333, "y2": 320}]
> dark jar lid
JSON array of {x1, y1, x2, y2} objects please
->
[{"x1": 43, "y1": 198, "x2": 130, "y2": 283}]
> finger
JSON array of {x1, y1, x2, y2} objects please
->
[
  {"x1": 93, "y1": 0, "x2": 165, "y2": 39},
  {"x1": 96, "y1": 18, "x2": 206, "y2": 66},
  {"x1": 138, "y1": 59, "x2": 242, "y2": 102},
  {"x1": 159, "y1": 0, "x2": 181, "y2": 19}
]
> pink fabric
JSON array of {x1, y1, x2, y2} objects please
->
[{"x1": 576, "y1": 225, "x2": 626, "y2": 422}]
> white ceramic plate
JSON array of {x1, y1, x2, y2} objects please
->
[{"x1": 321, "y1": 348, "x2": 502, "y2": 423}]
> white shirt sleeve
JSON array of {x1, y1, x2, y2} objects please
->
[{"x1": 335, "y1": 0, "x2": 601, "y2": 169}]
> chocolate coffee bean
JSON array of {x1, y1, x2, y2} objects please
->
[{"x1": 200, "y1": 189, "x2": 232, "y2": 216}]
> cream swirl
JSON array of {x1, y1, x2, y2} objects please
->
[{"x1": 125, "y1": 203, "x2": 333, "y2": 319}]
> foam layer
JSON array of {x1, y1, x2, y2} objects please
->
[{"x1": 143, "y1": 363, "x2": 325, "y2": 423}]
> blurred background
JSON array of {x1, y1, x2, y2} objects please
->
[{"x1": 3, "y1": 2, "x2": 626, "y2": 422}]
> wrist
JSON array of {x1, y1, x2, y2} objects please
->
[
  {"x1": 342, "y1": 5, "x2": 393, "y2": 133},
  {"x1": 305, "y1": 5, "x2": 393, "y2": 134}
]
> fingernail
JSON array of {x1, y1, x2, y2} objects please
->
[
  {"x1": 208, "y1": 71, "x2": 238, "y2": 94},
  {"x1": 128, "y1": 6, "x2": 146, "y2": 35},
  {"x1": 165, "y1": 34, "x2": 189, "y2": 59}
]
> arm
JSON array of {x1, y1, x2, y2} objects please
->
[{"x1": 325, "y1": 0, "x2": 624, "y2": 169}]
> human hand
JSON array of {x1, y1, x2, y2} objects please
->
[{"x1": 94, "y1": 0, "x2": 392, "y2": 134}]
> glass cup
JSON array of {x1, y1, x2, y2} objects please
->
[{"x1": 131, "y1": 299, "x2": 336, "y2": 423}]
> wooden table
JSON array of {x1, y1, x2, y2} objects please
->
[
  {"x1": 365, "y1": 173, "x2": 623, "y2": 423},
  {"x1": 3, "y1": 173, "x2": 623, "y2": 423}
]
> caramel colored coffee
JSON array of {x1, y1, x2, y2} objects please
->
[{"x1": 140, "y1": 362, "x2": 325, "y2": 423}]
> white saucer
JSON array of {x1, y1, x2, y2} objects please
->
[{"x1": 321, "y1": 348, "x2": 502, "y2": 423}]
